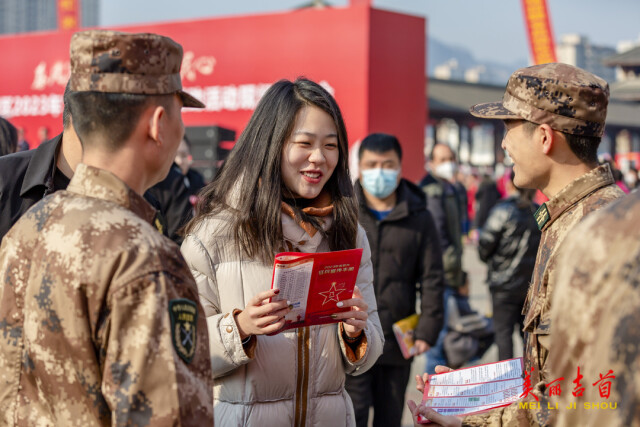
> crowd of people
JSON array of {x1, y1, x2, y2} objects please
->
[{"x1": 0, "y1": 28, "x2": 638, "y2": 427}]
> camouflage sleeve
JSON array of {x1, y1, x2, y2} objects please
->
[
  {"x1": 100, "y1": 271, "x2": 213, "y2": 425},
  {"x1": 461, "y1": 380, "x2": 555, "y2": 426}
]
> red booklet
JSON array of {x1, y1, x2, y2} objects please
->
[{"x1": 269, "y1": 248, "x2": 363, "y2": 331}]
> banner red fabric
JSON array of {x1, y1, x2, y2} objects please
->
[
  {"x1": 0, "y1": 5, "x2": 426, "y2": 179},
  {"x1": 521, "y1": 0, "x2": 557, "y2": 64}
]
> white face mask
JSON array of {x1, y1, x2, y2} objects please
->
[
  {"x1": 360, "y1": 168, "x2": 400, "y2": 199},
  {"x1": 434, "y1": 161, "x2": 457, "y2": 181}
]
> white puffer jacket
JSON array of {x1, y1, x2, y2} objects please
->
[{"x1": 181, "y1": 210, "x2": 383, "y2": 427}]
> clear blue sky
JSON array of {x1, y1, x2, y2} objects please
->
[{"x1": 100, "y1": 0, "x2": 640, "y2": 65}]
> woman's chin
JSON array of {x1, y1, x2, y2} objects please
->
[{"x1": 290, "y1": 187, "x2": 321, "y2": 200}]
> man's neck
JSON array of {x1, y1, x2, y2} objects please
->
[
  {"x1": 82, "y1": 147, "x2": 147, "y2": 195},
  {"x1": 542, "y1": 162, "x2": 597, "y2": 199},
  {"x1": 56, "y1": 129, "x2": 83, "y2": 179},
  {"x1": 363, "y1": 187, "x2": 397, "y2": 212}
]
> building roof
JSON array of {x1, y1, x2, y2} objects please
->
[
  {"x1": 428, "y1": 79, "x2": 505, "y2": 119},
  {"x1": 610, "y1": 79, "x2": 640, "y2": 102},
  {"x1": 428, "y1": 78, "x2": 640, "y2": 131},
  {"x1": 603, "y1": 46, "x2": 640, "y2": 66}
]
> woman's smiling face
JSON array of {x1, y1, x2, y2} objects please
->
[{"x1": 281, "y1": 105, "x2": 339, "y2": 199}]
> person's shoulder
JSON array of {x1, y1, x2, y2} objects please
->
[
  {"x1": 2, "y1": 191, "x2": 61, "y2": 243},
  {"x1": 79, "y1": 197, "x2": 189, "y2": 275},
  {"x1": 0, "y1": 148, "x2": 34, "y2": 183},
  {"x1": 419, "y1": 174, "x2": 444, "y2": 198},
  {"x1": 418, "y1": 173, "x2": 439, "y2": 187},
  {"x1": 0, "y1": 136, "x2": 60, "y2": 187},
  {"x1": 184, "y1": 209, "x2": 235, "y2": 243},
  {"x1": 58, "y1": 192, "x2": 168, "y2": 249},
  {"x1": 594, "y1": 181, "x2": 626, "y2": 201},
  {"x1": 400, "y1": 179, "x2": 427, "y2": 210},
  {"x1": 494, "y1": 196, "x2": 518, "y2": 211},
  {"x1": 0, "y1": 146, "x2": 37, "y2": 163},
  {"x1": 576, "y1": 181, "x2": 626, "y2": 217},
  {"x1": 579, "y1": 190, "x2": 638, "y2": 234}
]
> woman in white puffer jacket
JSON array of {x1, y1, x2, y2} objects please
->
[{"x1": 181, "y1": 78, "x2": 383, "y2": 427}]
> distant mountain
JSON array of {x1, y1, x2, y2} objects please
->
[{"x1": 428, "y1": 36, "x2": 527, "y2": 85}]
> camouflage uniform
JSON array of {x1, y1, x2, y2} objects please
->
[
  {"x1": 549, "y1": 190, "x2": 640, "y2": 427},
  {"x1": 460, "y1": 63, "x2": 624, "y2": 426},
  {"x1": 0, "y1": 30, "x2": 212, "y2": 426}
]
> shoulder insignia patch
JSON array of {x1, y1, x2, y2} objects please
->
[
  {"x1": 169, "y1": 299, "x2": 198, "y2": 364},
  {"x1": 154, "y1": 216, "x2": 164, "y2": 235},
  {"x1": 534, "y1": 202, "x2": 550, "y2": 230}
]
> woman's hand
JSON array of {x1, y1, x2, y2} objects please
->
[
  {"x1": 416, "y1": 366, "x2": 454, "y2": 393},
  {"x1": 332, "y1": 286, "x2": 368, "y2": 338},
  {"x1": 235, "y1": 289, "x2": 291, "y2": 339},
  {"x1": 407, "y1": 400, "x2": 462, "y2": 427}
]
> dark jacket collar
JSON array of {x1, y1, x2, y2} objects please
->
[
  {"x1": 20, "y1": 134, "x2": 63, "y2": 197},
  {"x1": 355, "y1": 178, "x2": 426, "y2": 222}
]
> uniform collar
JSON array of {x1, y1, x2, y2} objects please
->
[
  {"x1": 20, "y1": 134, "x2": 63, "y2": 197},
  {"x1": 535, "y1": 163, "x2": 614, "y2": 231},
  {"x1": 66, "y1": 163, "x2": 157, "y2": 225}
]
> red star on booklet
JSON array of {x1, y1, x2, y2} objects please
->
[{"x1": 318, "y1": 282, "x2": 345, "y2": 305}]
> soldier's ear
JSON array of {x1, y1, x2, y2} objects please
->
[
  {"x1": 148, "y1": 105, "x2": 166, "y2": 145},
  {"x1": 539, "y1": 124, "x2": 555, "y2": 155}
]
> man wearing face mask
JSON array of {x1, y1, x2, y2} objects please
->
[
  {"x1": 345, "y1": 133, "x2": 445, "y2": 427},
  {"x1": 418, "y1": 143, "x2": 467, "y2": 374}
]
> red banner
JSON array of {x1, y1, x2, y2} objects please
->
[
  {"x1": 0, "y1": 4, "x2": 426, "y2": 180},
  {"x1": 58, "y1": 0, "x2": 80, "y2": 31},
  {"x1": 521, "y1": 0, "x2": 557, "y2": 64}
]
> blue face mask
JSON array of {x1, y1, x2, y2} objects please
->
[{"x1": 360, "y1": 168, "x2": 400, "y2": 198}]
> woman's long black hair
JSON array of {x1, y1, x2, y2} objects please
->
[{"x1": 184, "y1": 78, "x2": 358, "y2": 264}]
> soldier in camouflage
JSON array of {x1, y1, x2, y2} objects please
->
[
  {"x1": 410, "y1": 63, "x2": 625, "y2": 426},
  {"x1": 549, "y1": 190, "x2": 639, "y2": 427},
  {"x1": 0, "y1": 30, "x2": 213, "y2": 425}
]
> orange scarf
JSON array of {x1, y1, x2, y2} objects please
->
[{"x1": 281, "y1": 189, "x2": 333, "y2": 237}]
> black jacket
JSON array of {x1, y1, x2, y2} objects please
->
[
  {"x1": 0, "y1": 134, "x2": 167, "y2": 245},
  {"x1": 356, "y1": 179, "x2": 445, "y2": 365},
  {"x1": 0, "y1": 135, "x2": 63, "y2": 244},
  {"x1": 147, "y1": 163, "x2": 194, "y2": 244},
  {"x1": 478, "y1": 195, "x2": 541, "y2": 294},
  {"x1": 474, "y1": 177, "x2": 502, "y2": 230},
  {"x1": 418, "y1": 173, "x2": 464, "y2": 288}
]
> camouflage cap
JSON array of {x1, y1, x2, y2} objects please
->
[
  {"x1": 469, "y1": 63, "x2": 609, "y2": 137},
  {"x1": 69, "y1": 30, "x2": 205, "y2": 108}
]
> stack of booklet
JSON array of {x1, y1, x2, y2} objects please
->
[{"x1": 417, "y1": 358, "x2": 525, "y2": 423}]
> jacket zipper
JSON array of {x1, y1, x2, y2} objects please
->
[{"x1": 294, "y1": 326, "x2": 310, "y2": 427}]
